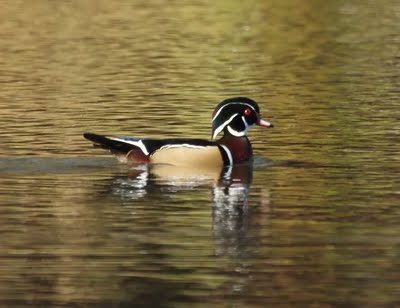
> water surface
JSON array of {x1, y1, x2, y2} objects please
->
[{"x1": 0, "y1": 1, "x2": 399, "y2": 306}]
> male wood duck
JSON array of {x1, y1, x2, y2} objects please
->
[{"x1": 83, "y1": 97, "x2": 273, "y2": 167}]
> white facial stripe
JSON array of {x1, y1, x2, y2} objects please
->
[
  {"x1": 242, "y1": 116, "x2": 256, "y2": 132},
  {"x1": 212, "y1": 102, "x2": 257, "y2": 122},
  {"x1": 212, "y1": 113, "x2": 238, "y2": 139},
  {"x1": 111, "y1": 138, "x2": 149, "y2": 155},
  {"x1": 219, "y1": 144, "x2": 233, "y2": 165},
  {"x1": 241, "y1": 116, "x2": 250, "y2": 129}
]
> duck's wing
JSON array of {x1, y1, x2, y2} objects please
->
[{"x1": 83, "y1": 133, "x2": 231, "y2": 166}]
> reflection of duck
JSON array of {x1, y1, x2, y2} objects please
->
[
  {"x1": 102, "y1": 161, "x2": 269, "y2": 302},
  {"x1": 84, "y1": 97, "x2": 272, "y2": 167},
  {"x1": 108, "y1": 161, "x2": 259, "y2": 252},
  {"x1": 213, "y1": 163, "x2": 253, "y2": 210},
  {"x1": 106, "y1": 160, "x2": 269, "y2": 295},
  {"x1": 211, "y1": 163, "x2": 253, "y2": 256},
  {"x1": 108, "y1": 162, "x2": 253, "y2": 201}
]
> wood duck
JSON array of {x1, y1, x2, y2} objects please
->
[{"x1": 83, "y1": 97, "x2": 273, "y2": 167}]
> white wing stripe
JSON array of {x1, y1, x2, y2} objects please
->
[
  {"x1": 111, "y1": 138, "x2": 150, "y2": 155},
  {"x1": 157, "y1": 144, "x2": 207, "y2": 151}
]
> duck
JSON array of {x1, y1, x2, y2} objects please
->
[{"x1": 83, "y1": 97, "x2": 273, "y2": 167}]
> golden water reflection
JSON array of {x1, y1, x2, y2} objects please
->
[{"x1": 0, "y1": 0, "x2": 399, "y2": 306}]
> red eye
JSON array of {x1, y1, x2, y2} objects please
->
[{"x1": 244, "y1": 108, "x2": 252, "y2": 116}]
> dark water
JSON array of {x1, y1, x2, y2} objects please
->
[{"x1": 1, "y1": 1, "x2": 399, "y2": 306}]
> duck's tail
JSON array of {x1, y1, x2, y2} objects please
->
[{"x1": 83, "y1": 133, "x2": 150, "y2": 163}]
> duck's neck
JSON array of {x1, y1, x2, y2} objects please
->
[{"x1": 219, "y1": 133, "x2": 253, "y2": 164}]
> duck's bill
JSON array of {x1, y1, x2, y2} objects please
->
[{"x1": 257, "y1": 118, "x2": 273, "y2": 128}]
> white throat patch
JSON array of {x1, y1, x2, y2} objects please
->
[{"x1": 227, "y1": 125, "x2": 246, "y2": 137}]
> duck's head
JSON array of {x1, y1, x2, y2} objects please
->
[{"x1": 211, "y1": 97, "x2": 273, "y2": 140}]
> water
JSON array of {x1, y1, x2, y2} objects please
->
[{"x1": 1, "y1": 1, "x2": 399, "y2": 306}]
